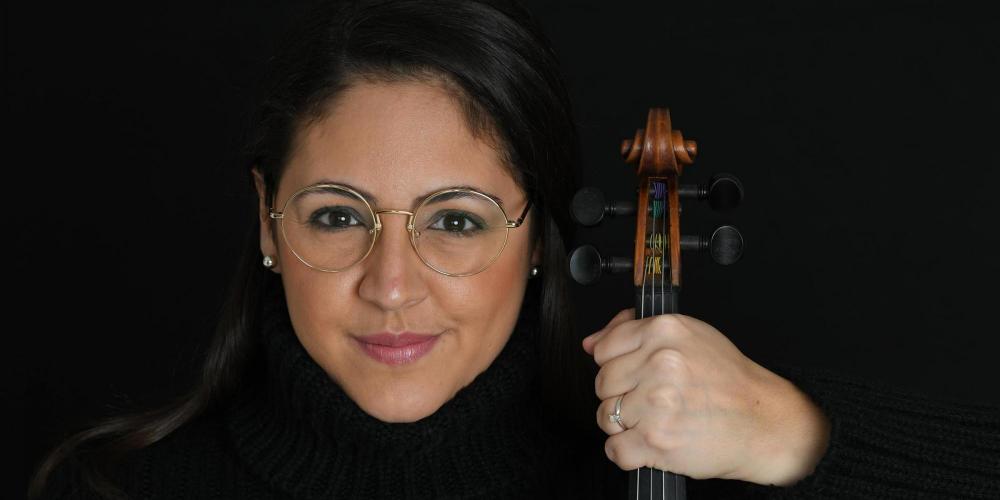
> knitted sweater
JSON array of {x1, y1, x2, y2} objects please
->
[{"x1": 37, "y1": 282, "x2": 1000, "y2": 499}]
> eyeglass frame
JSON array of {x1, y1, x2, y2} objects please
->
[{"x1": 268, "y1": 183, "x2": 534, "y2": 277}]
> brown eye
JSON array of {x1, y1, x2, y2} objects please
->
[
  {"x1": 428, "y1": 211, "x2": 484, "y2": 235},
  {"x1": 309, "y1": 207, "x2": 365, "y2": 231}
]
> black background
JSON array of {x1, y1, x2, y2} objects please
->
[{"x1": 10, "y1": 0, "x2": 999, "y2": 496}]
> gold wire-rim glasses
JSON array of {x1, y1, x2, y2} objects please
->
[{"x1": 268, "y1": 183, "x2": 534, "y2": 277}]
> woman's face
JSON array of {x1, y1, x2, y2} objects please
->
[{"x1": 254, "y1": 80, "x2": 540, "y2": 423}]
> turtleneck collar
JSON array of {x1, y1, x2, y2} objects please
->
[{"x1": 224, "y1": 277, "x2": 556, "y2": 499}]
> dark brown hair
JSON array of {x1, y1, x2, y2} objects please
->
[{"x1": 29, "y1": 1, "x2": 591, "y2": 497}]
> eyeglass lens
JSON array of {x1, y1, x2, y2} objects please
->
[{"x1": 279, "y1": 186, "x2": 510, "y2": 275}]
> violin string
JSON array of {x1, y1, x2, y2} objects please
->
[
  {"x1": 658, "y1": 180, "x2": 666, "y2": 499},
  {"x1": 648, "y1": 180, "x2": 668, "y2": 499},
  {"x1": 637, "y1": 180, "x2": 681, "y2": 499},
  {"x1": 642, "y1": 181, "x2": 649, "y2": 500},
  {"x1": 638, "y1": 179, "x2": 649, "y2": 500},
  {"x1": 659, "y1": 180, "x2": 666, "y2": 498},
  {"x1": 640, "y1": 179, "x2": 649, "y2": 322},
  {"x1": 659, "y1": 180, "x2": 666, "y2": 313}
]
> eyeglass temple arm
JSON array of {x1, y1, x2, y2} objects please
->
[{"x1": 507, "y1": 198, "x2": 533, "y2": 228}]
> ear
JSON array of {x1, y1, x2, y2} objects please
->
[{"x1": 253, "y1": 167, "x2": 282, "y2": 273}]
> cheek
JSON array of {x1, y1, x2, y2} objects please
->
[
  {"x1": 279, "y1": 267, "x2": 356, "y2": 339},
  {"x1": 442, "y1": 240, "x2": 531, "y2": 327}
]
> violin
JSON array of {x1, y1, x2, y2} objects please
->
[{"x1": 569, "y1": 108, "x2": 745, "y2": 499}]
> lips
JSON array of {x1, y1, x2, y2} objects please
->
[
  {"x1": 358, "y1": 332, "x2": 438, "y2": 347},
  {"x1": 354, "y1": 331, "x2": 441, "y2": 366}
]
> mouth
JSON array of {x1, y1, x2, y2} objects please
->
[
  {"x1": 357, "y1": 332, "x2": 439, "y2": 346},
  {"x1": 354, "y1": 332, "x2": 441, "y2": 365}
]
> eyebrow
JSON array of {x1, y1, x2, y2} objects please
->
[{"x1": 304, "y1": 178, "x2": 505, "y2": 208}]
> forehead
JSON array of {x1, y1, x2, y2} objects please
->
[{"x1": 281, "y1": 80, "x2": 517, "y2": 208}]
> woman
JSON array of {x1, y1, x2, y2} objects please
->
[{"x1": 29, "y1": 0, "x2": 999, "y2": 498}]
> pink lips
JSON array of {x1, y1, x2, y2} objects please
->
[{"x1": 355, "y1": 332, "x2": 440, "y2": 365}]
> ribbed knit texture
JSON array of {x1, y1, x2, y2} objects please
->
[
  {"x1": 742, "y1": 364, "x2": 1000, "y2": 499},
  {"x1": 37, "y1": 280, "x2": 1000, "y2": 499}
]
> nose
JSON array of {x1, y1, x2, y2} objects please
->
[{"x1": 357, "y1": 211, "x2": 429, "y2": 311}]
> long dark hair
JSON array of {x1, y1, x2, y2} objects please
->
[{"x1": 28, "y1": 1, "x2": 591, "y2": 497}]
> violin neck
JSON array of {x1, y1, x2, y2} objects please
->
[
  {"x1": 627, "y1": 469, "x2": 686, "y2": 500},
  {"x1": 634, "y1": 284, "x2": 679, "y2": 318},
  {"x1": 629, "y1": 283, "x2": 686, "y2": 499}
]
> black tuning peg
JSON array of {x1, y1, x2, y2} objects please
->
[
  {"x1": 568, "y1": 244, "x2": 634, "y2": 285},
  {"x1": 570, "y1": 187, "x2": 636, "y2": 226},
  {"x1": 569, "y1": 226, "x2": 741, "y2": 285},
  {"x1": 679, "y1": 172, "x2": 744, "y2": 211},
  {"x1": 680, "y1": 225, "x2": 744, "y2": 265}
]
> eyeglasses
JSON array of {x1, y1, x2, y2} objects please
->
[{"x1": 268, "y1": 183, "x2": 533, "y2": 277}]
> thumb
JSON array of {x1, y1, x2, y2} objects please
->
[
  {"x1": 581, "y1": 331, "x2": 602, "y2": 355},
  {"x1": 582, "y1": 308, "x2": 634, "y2": 354}
]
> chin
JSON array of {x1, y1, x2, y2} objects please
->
[
  {"x1": 358, "y1": 385, "x2": 446, "y2": 423},
  {"x1": 364, "y1": 399, "x2": 442, "y2": 423}
]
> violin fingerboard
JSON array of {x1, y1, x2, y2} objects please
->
[{"x1": 628, "y1": 468, "x2": 686, "y2": 500}]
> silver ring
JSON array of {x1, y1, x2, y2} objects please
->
[{"x1": 609, "y1": 393, "x2": 628, "y2": 431}]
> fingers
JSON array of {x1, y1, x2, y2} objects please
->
[
  {"x1": 594, "y1": 349, "x2": 642, "y2": 400},
  {"x1": 592, "y1": 314, "x2": 686, "y2": 366},
  {"x1": 601, "y1": 393, "x2": 683, "y2": 471},
  {"x1": 596, "y1": 389, "x2": 639, "y2": 435},
  {"x1": 591, "y1": 319, "x2": 643, "y2": 367},
  {"x1": 604, "y1": 428, "x2": 657, "y2": 472},
  {"x1": 582, "y1": 307, "x2": 634, "y2": 355}
]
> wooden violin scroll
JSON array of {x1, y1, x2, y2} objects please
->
[{"x1": 620, "y1": 109, "x2": 697, "y2": 176}]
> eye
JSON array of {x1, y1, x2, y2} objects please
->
[
  {"x1": 308, "y1": 207, "x2": 366, "y2": 231},
  {"x1": 427, "y1": 211, "x2": 484, "y2": 235}
]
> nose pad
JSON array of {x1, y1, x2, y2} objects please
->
[{"x1": 371, "y1": 213, "x2": 417, "y2": 261}]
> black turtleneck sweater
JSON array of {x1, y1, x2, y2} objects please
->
[
  {"x1": 38, "y1": 280, "x2": 1000, "y2": 499},
  {"x1": 224, "y1": 278, "x2": 574, "y2": 499}
]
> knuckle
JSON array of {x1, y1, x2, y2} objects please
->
[
  {"x1": 606, "y1": 442, "x2": 637, "y2": 471},
  {"x1": 592, "y1": 342, "x2": 606, "y2": 363},
  {"x1": 615, "y1": 458, "x2": 637, "y2": 471},
  {"x1": 652, "y1": 314, "x2": 689, "y2": 340},
  {"x1": 594, "y1": 370, "x2": 608, "y2": 398},
  {"x1": 604, "y1": 440, "x2": 617, "y2": 461},
  {"x1": 596, "y1": 399, "x2": 615, "y2": 428},
  {"x1": 646, "y1": 384, "x2": 683, "y2": 409},
  {"x1": 652, "y1": 313, "x2": 682, "y2": 329},
  {"x1": 649, "y1": 348, "x2": 686, "y2": 373},
  {"x1": 640, "y1": 425, "x2": 674, "y2": 452}
]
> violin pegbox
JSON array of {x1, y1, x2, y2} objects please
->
[{"x1": 569, "y1": 107, "x2": 745, "y2": 284}]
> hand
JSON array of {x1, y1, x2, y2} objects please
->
[{"x1": 582, "y1": 308, "x2": 831, "y2": 486}]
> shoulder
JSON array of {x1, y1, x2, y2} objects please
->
[{"x1": 36, "y1": 411, "x2": 280, "y2": 500}]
